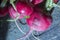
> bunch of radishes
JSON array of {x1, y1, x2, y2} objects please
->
[
  {"x1": 0, "y1": 0, "x2": 59, "y2": 40},
  {"x1": 0, "y1": 0, "x2": 58, "y2": 17}
]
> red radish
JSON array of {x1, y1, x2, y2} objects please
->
[
  {"x1": 18, "y1": 0, "x2": 43, "y2": 5},
  {"x1": 9, "y1": 2, "x2": 33, "y2": 19},
  {"x1": 19, "y1": 12, "x2": 52, "y2": 40},
  {"x1": 30, "y1": 0, "x2": 43, "y2": 5},
  {"x1": 16, "y1": 2, "x2": 33, "y2": 18},
  {"x1": 0, "y1": 7, "x2": 8, "y2": 17},
  {"x1": 9, "y1": 6, "x2": 18, "y2": 19},
  {"x1": 27, "y1": 12, "x2": 52, "y2": 31},
  {"x1": 33, "y1": 6, "x2": 44, "y2": 13},
  {"x1": 9, "y1": 6, "x2": 27, "y2": 35},
  {"x1": 53, "y1": 0, "x2": 58, "y2": 3},
  {"x1": 9, "y1": 6, "x2": 23, "y2": 19}
]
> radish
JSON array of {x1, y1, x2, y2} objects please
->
[
  {"x1": 9, "y1": 2, "x2": 33, "y2": 19},
  {"x1": 18, "y1": 12, "x2": 52, "y2": 40},
  {"x1": 8, "y1": 2, "x2": 33, "y2": 37},
  {"x1": 9, "y1": 6, "x2": 27, "y2": 35},
  {"x1": 16, "y1": 2, "x2": 33, "y2": 19},
  {"x1": 31, "y1": 0, "x2": 43, "y2": 5},
  {"x1": 53, "y1": 0, "x2": 58, "y2": 3},
  {"x1": 18, "y1": 0, "x2": 43, "y2": 5},
  {"x1": 0, "y1": 7, "x2": 8, "y2": 17},
  {"x1": 27, "y1": 12, "x2": 52, "y2": 31},
  {"x1": 9, "y1": 6, "x2": 20, "y2": 19}
]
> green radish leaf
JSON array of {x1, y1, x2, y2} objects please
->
[
  {"x1": 46, "y1": 0, "x2": 54, "y2": 11},
  {"x1": 10, "y1": 0, "x2": 17, "y2": 11},
  {"x1": 10, "y1": 0, "x2": 16, "y2": 4},
  {"x1": 1, "y1": 0, "x2": 7, "y2": 7}
]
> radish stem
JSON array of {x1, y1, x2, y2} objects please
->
[
  {"x1": 18, "y1": 29, "x2": 33, "y2": 40},
  {"x1": 0, "y1": 15, "x2": 25, "y2": 34},
  {"x1": 0, "y1": 0, "x2": 7, "y2": 7},
  {"x1": 15, "y1": 20, "x2": 26, "y2": 34}
]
